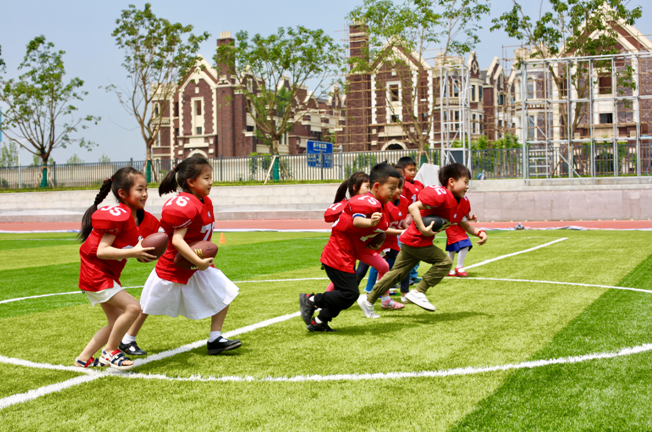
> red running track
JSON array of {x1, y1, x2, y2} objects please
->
[{"x1": 2, "y1": 219, "x2": 652, "y2": 232}]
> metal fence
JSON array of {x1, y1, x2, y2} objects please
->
[{"x1": 2, "y1": 145, "x2": 652, "y2": 189}]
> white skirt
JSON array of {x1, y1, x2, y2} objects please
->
[
  {"x1": 140, "y1": 267, "x2": 239, "y2": 320},
  {"x1": 84, "y1": 281, "x2": 124, "y2": 306}
]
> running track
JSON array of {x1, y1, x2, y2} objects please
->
[{"x1": 2, "y1": 219, "x2": 652, "y2": 232}]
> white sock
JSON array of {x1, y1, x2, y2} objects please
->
[
  {"x1": 208, "y1": 331, "x2": 222, "y2": 343},
  {"x1": 314, "y1": 316, "x2": 322, "y2": 324},
  {"x1": 457, "y1": 247, "x2": 469, "y2": 269},
  {"x1": 121, "y1": 334, "x2": 137, "y2": 345}
]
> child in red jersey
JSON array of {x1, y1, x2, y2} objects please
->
[
  {"x1": 139, "y1": 156, "x2": 241, "y2": 355},
  {"x1": 395, "y1": 156, "x2": 424, "y2": 286},
  {"x1": 300, "y1": 163, "x2": 402, "y2": 331},
  {"x1": 359, "y1": 163, "x2": 488, "y2": 316},
  {"x1": 355, "y1": 175, "x2": 411, "y2": 308},
  {"x1": 75, "y1": 167, "x2": 158, "y2": 370}
]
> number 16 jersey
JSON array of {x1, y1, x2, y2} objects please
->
[{"x1": 155, "y1": 192, "x2": 216, "y2": 284}]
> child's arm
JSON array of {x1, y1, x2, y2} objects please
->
[
  {"x1": 385, "y1": 228, "x2": 404, "y2": 236},
  {"x1": 96, "y1": 234, "x2": 157, "y2": 261},
  {"x1": 408, "y1": 201, "x2": 436, "y2": 236},
  {"x1": 459, "y1": 220, "x2": 487, "y2": 245},
  {"x1": 171, "y1": 227, "x2": 214, "y2": 271},
  {"x1": 352, "y1": 212, "x2": 382, "y2": 228}
]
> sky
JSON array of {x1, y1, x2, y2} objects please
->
[{"x1": 0, "y1": 0, "x2": 650, "y2": 163}]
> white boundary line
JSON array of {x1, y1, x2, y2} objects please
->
[
  {"x1": 112, "y1": 343, "x2": 652, "y2": 383},
  {"x1": 0, "y1": 238, "x2": 568, "y2": 305},
  {"x1": 0, "y1": 375, "x2": 103, "y2": 410},
  {"x1": 459, "y1": 277, "x2": 652, "y2": 295}
]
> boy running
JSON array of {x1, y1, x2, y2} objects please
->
[
  {"x1": 300, "y1": 163, "x2": 401, "y2": 331},
  {"x1": 358, "y1": 163, "x2": 487, "y2": 316}
]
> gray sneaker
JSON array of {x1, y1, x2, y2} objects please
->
[
  {"x1": 357, "y1": 294, "x2": 380, "y2": 318},
  {"x1": 405, "y1": 290, "x2": 436, "y2": 312}
]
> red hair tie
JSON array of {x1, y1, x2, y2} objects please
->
[{"x1": 173, "y1": 166, "x2": 178, "y2": 172}]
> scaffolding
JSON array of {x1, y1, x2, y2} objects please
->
[{"x1": 518, "y1": 51, "x2": 652, "y2": 181}]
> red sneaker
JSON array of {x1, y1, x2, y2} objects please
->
[
  {"x1": 455, "y1": 267, "x2": 468, "y2": 277},
  {"x1": 446, "y1": 269, "x2": 457, "y2": 277}
]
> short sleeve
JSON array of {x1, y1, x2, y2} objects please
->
[
  {"x1": 418, "y1": 186, "x2": 447, "y2": 208},
  {"x1": 162, "y1": 195, "x2": 199, "y2": 229},
  {"x1": 348, "y1": 195, "x2": 381, "y2": 218},
  {"x1": 92, "y1": 206, "x2": 130, "y2": 235},
  {"x1": 325, "y1": 199, "x2": 347, "y2": 222},
  {"x1": 387, "y1": 202, "x2": 402, "y2": 222},
  {"x1": 139, "y1": 212, "x2": 161, "y2": 238}
]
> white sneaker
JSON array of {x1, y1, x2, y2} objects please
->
[
  {"x1": 357, "y1": 294, "x2": 380, "y2": 318},
  {"x1": 405, "y1": 290, "x2": 436, "y2": 312},
  {"x1": 400, "y1": 296, "x2": 409, "y2": 303}
]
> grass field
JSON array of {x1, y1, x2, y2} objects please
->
[{"x1": 1, "y1": 229, "x2": 652, "y2": 431}]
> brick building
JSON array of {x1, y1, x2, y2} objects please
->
[{"x1": 152, "y1": 32, "x2": 344, "y2": 161}]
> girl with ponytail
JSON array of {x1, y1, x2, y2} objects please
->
[
  {"x1": 75, "y1": 167, "x2": 160, "y2": 370},
  {"x1": 138, "y1": 156, "x2": 242, "y2": 355},
  {"x1": 324, "y1": 172, "x2": 370, "y2": 222}
]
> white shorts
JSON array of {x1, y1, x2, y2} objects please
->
[
  {"x1": 140, "y1": 267, "x2": 239, "y2": 320},
  {"x1": 84, "y1": 281, "x2": 124, "y2": 306}
]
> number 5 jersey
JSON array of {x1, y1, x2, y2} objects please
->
[{"x1": 155, "y1": 192, "x2": 216, "y2": 284}]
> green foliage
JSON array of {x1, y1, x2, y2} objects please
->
[
  {"x1": 215, "y1": 26, "x2": 343, "y2": 154},
  {"x1": 66, "y1": 154, "x2": 84, "y2": 164},
  {"x1": 0, "y1": 141, "x2": 18, "y2": 167},
  {"x1": 493, "y1": 133, "x2": 520, "y2": 149},
  {"x1": 0, "y1": 36, "x2": 99, "y2": 166},
  {"x1": 345, "y1": 153, "x2": 378, "y2": 178},
  {"x1": 109, "y1": 3, "x2": 209, "y2": 166},
  {"x1": 471, "y1": 135, "x2": 489, "y2": 150},
  {"x1": 98, "y1": 154, "x2": 111, "y2": 163}
]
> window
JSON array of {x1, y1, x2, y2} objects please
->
[
  {"x1": 421, "y1": 112, "x2": 428, "y2": 121},
  {"x1": 389, "y1": 84, "x2": 399, "y2": 102},
  {"x1": 196, "y1": 126, "x2": 202, "y2": 135},
  {"x1": 498, "y1": 120, "x2": 503, "y2": 128},
  {"x1": 479, "y1": 88, "x2": 483, "y2": 102},
  {"x1": 527, "y1": 80, "x2": 534, "y2": 99},
  {"x1": 391, "y1": 114, "x2": 400, "y2": 123},
  {"x1": 454, "y1": 111, "x2": 460, "y2": 122},
  {"x1": 472, "y1": 114, "x2": 476, "y2": 133},
  {"x1": 559, "y1": 79, "x2": 568, "y2": 97},
  {"x1": 498, "y1": 94, "x2": 505, "y2": 105},
  {"x1": 600, "y1": 113, "x2": 613, "y2": 124},
  {"x1": 246, "y1": 125, "x2": 255, "y2": 132},
  {"x1": 174, "y1": 102, "x2": 179, "y2": 117},
  {"x1": 195, "y1": 100, "x2": 202, "y2": 116},
  {"x1": 527, "y1": 115, "x2": 535, "y2": 140},
  {"x1": 174, "y1": 128, "x2": 179, "y2": 137},
  {"x1": 156, "y1": 134, "x2": 160, "y2": 146},
  {"x1": 453, "y1": 80, "x2": 459, "y2": 97},
  {"x1": 154, "y1": 104, "x2": 159, "y2": 116},
  {"x1": 471, "y1": 85, "x2": 476, "y2": 101},
  {"x1": 599, "y1": 76, "x2": 612, "y2": 94}
]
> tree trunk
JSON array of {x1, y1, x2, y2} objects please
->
[
  {"x1": 272, "y1": 139, "x2": 280, "y2": 182},
  {"x1": 40, "y1": 154, "x2": 49, "y2": 188}
]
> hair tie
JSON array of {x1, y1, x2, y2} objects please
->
[{"x1": 173, "y1": 166, "x2": 178, "y2": 172}]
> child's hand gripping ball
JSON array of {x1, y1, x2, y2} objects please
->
[
  {"x1": 141, "y1": 233, "x2": 169, "y2": 259},
  {"x1": 366, "y1": 232, "x2": 386, "y2": 250},
  {"x1": 174, "y1": 241, "x2": 218, "y2": 270},
  {"x1": 421, "y1": 215, "x2": 450, "y2": 233}
]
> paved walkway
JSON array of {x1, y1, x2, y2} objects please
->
[{"x1": 1, "y1": 219, "x2": 652, "y2": 232}]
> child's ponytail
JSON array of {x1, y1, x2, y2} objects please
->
[
  {"x1": 159, "y1": 166, "x2": 179, "y2": 196},
  {"x1": 78, "y1": 178, "x2": 113, "y2": 242},
  {"x1": 159, "y1": 156, "x2": 211, "y2": 196},
  {"x1": 333, "y1": 179, "x2": 350, "y2": 203}
]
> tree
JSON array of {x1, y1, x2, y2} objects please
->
[
  {"x1": 0, "y1": 36, "x2": 99, "y2": 187},
  {"x1": 66, "y1": 153, "x2": 84, "y2": 164},
  {"x1": 215, "y1": 27, "x2": 342, "y2": 160},
  {"x1": 109, "y1": 3, "x2": 209, "y2": 182},
  {"x1": 99, "y1": 154, "x2": 111, "y2": 163},
  {"x1": 491, "y1": 0, "x2": 642, "y2": 141},
  {"x1": 0, "y1": 141, "x2": 18, "y2": 167},
  {"x1": 348, "y1": 0, "x2": 489, "y2": 164}
]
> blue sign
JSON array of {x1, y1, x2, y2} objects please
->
[{"x1": 307, "y1": 140, "x2": 333, "y2": 168}]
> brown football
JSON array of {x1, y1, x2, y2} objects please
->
[
  {"x1": 141, "y1": 233, "x2": 169, "y2": 259},
  {"x1": 366, "y1": 232, "x2": 386, "y2": 250},
  {"x1": 174, "y1": 241, "x2": 218, "y2": 270}
]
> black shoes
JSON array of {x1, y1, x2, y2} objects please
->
[
  {"x1": 307, "y1": 319, "x2": 337, "y2": 332},
  {"x1": 207, "y1": 337, "x2": 242, "y2": 355},
  {"x1": 300, "y1": 293, "x2": 316, "y2": 325},
  {"x1": 119, "y1": 341, "x2": 147, "y2": 356}
]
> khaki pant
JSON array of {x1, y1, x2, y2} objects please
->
[{"x1": 367, "y1": 243, "x2": 453, "y2": 303}]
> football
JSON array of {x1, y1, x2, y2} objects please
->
[
  {"x1": 174, "y1": 241, "x2": 218, "y2": 270},
  {"x1": 366, "y1": 232, "x2": 386, "y2": 249},
  {"x1": 422, "y1": 215, "x2": 448, "y2": 232},
  {"x1": 141, "y1": 232, "x2": 169, "y2": 259}
]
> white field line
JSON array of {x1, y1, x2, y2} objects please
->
[
  {"x1": 0, "y1": 374, "x2": 103, "y2": 410},
  {"x1": 0, "y1": 355, "x2": 96, "y2": 374},
  {"x1": 0, "y1": 238, "x2": 566, "y2": 305},
  {"x1": 113, "y1": 343, "x2": 652, "y2": 383},
  {"x1": 464, "y1": 238, "x2": 568, "y2": 270},
  {"x1": 459, "y1": 277, "x2": 652, "y2": 295}
]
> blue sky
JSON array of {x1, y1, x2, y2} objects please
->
[{"x1": 0, "y1": 0, "x2": 649, "y2": 163}]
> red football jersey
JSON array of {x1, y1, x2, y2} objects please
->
[
  {"x1": 446, "y1": 224, "x2": 469, "y2": 245},
  {"x1": 400, "y1": 186, "x2": 471, "y2": 248},
  {"x1": 155, "y1": 193, "x2": 216, "y2": 284},
  {"x1": 321, "y1": 193, "x2": 388, "y2": 273},
  {"x1": 79, "y1": 203, "x2": 158, "y2": 292},
  {"x1": 138, "y1": 211, "x2": 162, "y2": 238},
  {"x1": 384, "y1": 195, "x2": 410, "y2": 252},
  {"x1": 402, "y1": 180, "x2": 422, "y2": 204},
  {"x1": 324, "y1": 199, "x2": 348, "y2": 223}
]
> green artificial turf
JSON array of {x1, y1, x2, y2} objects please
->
[{"x1": 1, "y1": 230, "x2": 651, "y2": 431}]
